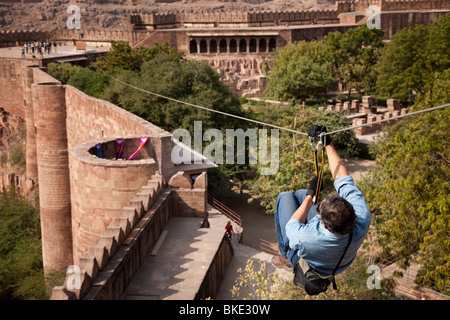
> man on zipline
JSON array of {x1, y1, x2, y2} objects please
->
[{"x1": 272, "y1": 125, "x2": 371, "y2": 293}]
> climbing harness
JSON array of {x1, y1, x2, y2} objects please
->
[{"x1": 308, "y1": 132, "x2": 325, "y2": 205}]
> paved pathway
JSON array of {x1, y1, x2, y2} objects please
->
[
  {"x1": 0, "y1": 45, "x2": 109, "y2": 59},
  {"x1": 121, "y1": 213, "x2": 229, "y2": 300}
]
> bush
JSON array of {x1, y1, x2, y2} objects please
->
[
  {"x1": 231, "y1": 254, "x2": 396, "y2": 300},
  {"x1": 8, "y1": 143, "x2": 26, "y2": 171},
  {"x1": 0, "y1": 189, "x2": 47, "y2": 299}
]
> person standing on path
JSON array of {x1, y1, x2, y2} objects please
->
[{"x1": 225, "y1": 221, "x2": 234, "y2": 240}]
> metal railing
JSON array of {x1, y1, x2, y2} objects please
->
[{"x1": 208, "y1": 196, "x2": 243, "y2": 227}]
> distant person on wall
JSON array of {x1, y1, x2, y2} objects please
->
[
  {"x1": 225, "y1": 221, "x2": 234, "y2": 240},
  {"x1": 272, "y1": 125, "x2": 371, "y2": 294}
]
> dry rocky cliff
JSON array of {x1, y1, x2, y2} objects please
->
[{"x1": 0, "y1": 0, "x2": 334, "y2": 31}]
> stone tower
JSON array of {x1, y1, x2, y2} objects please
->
[{"x1": 31, "y1": 82, "x2": 73, "y2": 274}]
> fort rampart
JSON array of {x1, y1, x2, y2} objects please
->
[
  {"x1": 2, "y1": 0, "x2": 449, "y2": 49},
  {"x1": 0, "y1": 57, "x2": 232, "y2": 300}
]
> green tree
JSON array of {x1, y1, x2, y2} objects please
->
[
  {"x1": 375, "y1": 13, "x2": 450, "y2": 101},
  {"x1": 231, "y1": 255, "x2": 396, "y2": 300},
  {"x1": 325, "y1": 25, "x2": 384, "y2": 98},
  {"x1": 0, "y1": 189, "x2": 47, "y2": 299},
  {"x1": 358, "y1": 68, "x2": 450, "y2": 294},
  {"x1": 264, "y1": 40, "x2": 337, "y2": 104},
  {"x1": 47, "y1": 61, "x2": 75, "y2": 84},
  {"x1": 92, "y1": 41, "x2": 183, "y2": 72},
  {"x1": 100, "y1": 52, "x2": 246, "y2": 133},
  {"x1": 47, "y1": 62, "x2": 109, "y2": 98}
]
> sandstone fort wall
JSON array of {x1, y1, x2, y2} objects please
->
[{"x1": 0, "y1": 59, "x2": 228, "y2": 300}]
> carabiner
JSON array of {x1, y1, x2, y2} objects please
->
[
  {"x1": 316, "y1": 132, "x2": 325, "y2": 150},
  {"x1": 309, "y1": 136, "x2": 317, "y2": 152}
]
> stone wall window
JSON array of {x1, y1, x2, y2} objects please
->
[
  {"x1": 249, "y1": 38, "x2": 257, "y2": 52},
  {"x1": 239, "y1": 39, "x2": 247, "y2": 53},
  {"x1": 200, "y1": 39, "x2": 207, "y2": 53},
  {"x1": 269, "y1": 38, "x2": 276, "y2": 52},
  {"x1": 259, "y1": 38, "x2": 266, "y2": 52},
  {"x1": 229, "y1": 39, "x2": 237, "y2": 53},
  {"x1": 190, "y1": 40, "x2": 197, "y2": 54},
  {"x1": 219, "y1": 39, "x2": 227, "y2": 53},
  {"x1": 210, "y1": 39, "x2": 217, "y2": 53}
]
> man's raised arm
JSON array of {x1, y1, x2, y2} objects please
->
[
  {"x1": 308, "y1": 125, "x2": 349, "y2": 181},
  {"x1": 325, "y1": 143, "x2": 349, "y2": 180}
]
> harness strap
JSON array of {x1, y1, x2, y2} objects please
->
[
  {"x1": 329, "y1": 232, "x2": 353, "y2": 290},
  {"x1": 312, "y1": 146, "x2": 325, "y2": 205}
]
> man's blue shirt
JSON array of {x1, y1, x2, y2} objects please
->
[{"x1": 285, "y1": 175, "x2": 371, "y2": 275}]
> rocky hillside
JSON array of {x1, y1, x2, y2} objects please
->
[{"x1": 0, "y1": 0, "x2": 334, "y2": 31}]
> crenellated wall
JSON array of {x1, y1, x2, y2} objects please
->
[
  {"x1": 338, "y1": 0, "x2": 450, "y2": 12},
  {"x1": 323, "y1": 96, "x2": 408, "y2": 135}
]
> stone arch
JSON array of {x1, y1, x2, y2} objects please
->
[
  {"x1": 259, "y1": 38, "x2": 266, "y2": 52},
  {"x1": 200, "y1": 39, "x2": 207, "y2": 53},
  {"x1": 249, "y1": 38, "x2": 257, "y2": 52},
  {"x1": 229, "y1": 39, "x2": 237, "y2": 53},
  {"x1": 269, "y1": 38, "x2": 276, "y2": 52},
  {"x1": 189, "y1": 39, "x2": 197, "y2": 54},
  {"x1": 239, "y1": 39, "x2": 247, "y2": 53},
  {"x1": 219, "y1": 39, "x2": 227, "y2": 53},
  {"x1": 210, "y1": 39, "x2": 217, "y2": 53}
]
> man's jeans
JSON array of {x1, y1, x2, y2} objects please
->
[{"x1": 274, "y1": 189, "x2": 319, "y2": 267}]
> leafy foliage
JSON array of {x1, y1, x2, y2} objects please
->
[
  {"x1": 50, "y1": 42, "x2": 249, "y2": 188},
  {"x1": 264, "y1": 40, "x2": 337, "y2": 103},
  {"x1": 0, "y1": 189, "x2": 47, "y2": 299},
  {"x1": 99, "y1": 52, "x2": 245, "y2": 133},
  {"x1": 324, "y1": 25, "x2": 385, "y2": 97},
  {"x1": 231, "y1": 256, "x2": 396, "y2": 300},
  {"x1": 47, "y1": 62, "x2": 109, "y2": 98},
  {"x1": 92, "y1": 41, "x2": 183, "y2": 72},
  {"x1": 375, "y1": 13, "x2": 450, "y2": 101},
  {"x1": 358, "y1": 67, "x2": 450, "y2": 294}
]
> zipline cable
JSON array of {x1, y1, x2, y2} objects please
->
[
  {"x1": 323, "y1": 103, "x2": 450, "y2": 136},
  {"x1": 85, "y1": 48, "x2": 449, "y2": 138},
  {"x1": 96, "y1": 67, "x2": 310, "y2": 136}
]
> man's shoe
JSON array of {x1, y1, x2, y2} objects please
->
[{"x1": 271, "y1": 255, "x2": 292, "y2": 271}]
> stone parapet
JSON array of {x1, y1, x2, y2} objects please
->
[
  {"x1": 324, "y1": 96, "x2": 408, "y2": 136},
  {"x1": 69, "y1": 137, "x2": 157, "y2": 267}
]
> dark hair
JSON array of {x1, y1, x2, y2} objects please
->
[{"x1": 317, "y1": 196, "x2": 356, "y2": 235}]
